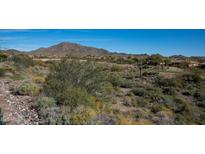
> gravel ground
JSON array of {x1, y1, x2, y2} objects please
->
[{"x1": 0, "y1": 79, "x2": 40, "y2": 125}]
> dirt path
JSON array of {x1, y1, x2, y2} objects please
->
[{"x1": 0, "y1": 79, "x2": 40, "y2": 124}]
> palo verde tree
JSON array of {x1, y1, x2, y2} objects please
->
[{"x1": 44, "y1": 59, "x2": 110, "y2": 111}]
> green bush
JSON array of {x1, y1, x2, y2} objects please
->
[
  {"x1": 110, "y1": 65, "x2": 123, "y2": 72},
  {"x1": 45, "y1": 59, "x2": 107, "y2": 94},
  {"x1": 147, "y1": 88, "x2": 164, "y2": 103},
  {"x1": 181, "y1": 73, "x2": 202, "y2": 84},
  {"x1": 56, "y1": 86, "x2": 92, "y2": 110},
  {"x1": 108, "y1": 74, "x2": 124, "y2": 87},
  {"x1": 132, "y1": 88, "x2": 147, "y2": 97},
  {"x1": 16, "y1": 82, "x2": 41, "y2": 96},
  {"x1": 132, "y1": 86, "x2": 164, "y2": 103},
  {"x1": 174, "y1": 98, "x2": 186, "y2": 112},
  {"x1": 12, "y1": 54, "x2": 35, "y2": 68},
  {"x1": 132, "y1": 98, "x2": 149, "y2": 107},
  {"x1": 151, "y1": 104, "x2": 162, "y2": 113},
  {"x1": 148, "y1": 54, "x2": 164, "y2": 65},
  {"x1": 120, "y1": 79, "x2": 135, "y2": 88},
  {"x1": 41, "y1": 109, "x2": 71, "y2": 125},
  {"x1": 109, "y1": 73, "x2": 136, "y2": 88},
  {"x1": 155, "y1": 77, "x2": 179, "y2": 88},
  {"x1": 11, "y1": 73, "x2": 24, "y2": 80},
  {"x1": 162, "y1": 87, "x2": 176, "y2": 95},
  {"x1": 36, "y1": 97, "x2": 56, "y2": 110},
  {"x1": 44, "y1": 59, "x2": 108, "y2": 110},
  {"x1": 142, "y1": 71, "x2": 158, "y2": 77},
  {"x1": 165, "y1": 97, "x2": 187, "y2": 113},
  {"x1": 194, "y1": 89, "x2": 205, "y2": 102},
  {"x1": 0, "y1": 53, "x2": 8, "y2": 62},
  {"x1": 70, "y1": 110, "x2": 91, "y2": 125}
]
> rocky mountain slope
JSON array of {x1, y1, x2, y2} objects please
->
[{"x1": 32, "y1": 42, "x2": 110, "y2": 57}]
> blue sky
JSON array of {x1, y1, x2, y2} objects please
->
[{"x1": 0, "y1": 29, "x2": 205, "y2": 56}]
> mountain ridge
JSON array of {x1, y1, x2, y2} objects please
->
[
  {"x1": 1, "y1": 42, "x2": 204, "y2": 58},
  {"x1": 31, "y1": 42, "x2": 111, "y2": 57}
]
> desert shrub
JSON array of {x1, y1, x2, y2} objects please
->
[
  {"x1": 180, "y1": 73, "x2": 202, "y2": 84},
  {"x1": 11, "y1": 73, "x2": 24, "y2": 80},
  {"x1": 165, "y1": 96, "x2": 187, "y2": 113},
  {"x1": 148, "y1": 54, "x2": 164, "y2": 65},
  {"x1": 56, "y1": 86, "x2": 92, "y2": 110},
  {"x1": 132, "y1": 98, "x2": 149, "y2": 107},
  {"x1": 155, "y1": 77, "x2": 179, "y2": 88},
  {"x1": 12, "y1": 54, "x2": 35, "y2": 68},
  {"x1": 38, "y1": 107, "x2": 68, "y2": 125},
  {"x1": 45, "y1": 106, "x2": 97, "y2": 125},
  {"x1": 35, "y1": 97, "x2": 56, "y2": 110},
  {"x1": 147, "y1": 88, "x2": 164, "y2": 103},
  {"x1": 0, "y1": 108, "x2": 4, "y2": 125},
  {"x1": 0, "y1": 53, "x2": 8, "y2": 62},
  {"x1": 0, "y1": 68, "x2": 6, "y2": 77},
  {"x1": 70, "y1": 106, "x2": 97, "y2": 124},
  {"x1": 16, "y1": 82, "x2": 41, "y2": 96},
  {"x1": 110, "y1": 65, "x2": 123, "y2": 72},
  {"x1": 132, "y1": 88, "x2": 147, "y2": 97},
  {"x1": 44, "y1": 59, "x2": 108, "y2": 110},
  {"x1": 108, "y1": 73, "x2": 135, "y2": 88},
  {"x1": 182, "y1": 90, "x2": 192, "y2": 96},
  {"x1": 151, "y1": 104, "x2": 162, "y2": 113},
  {"x1": 178, "y1": 61, "x2": 189, "y2": 69},
  {"x1": 123, "y1": 71, "x2": 136, "y2": 79},
  {"x1": 117, "y1": 116, "x2": 135, "y2": 125},
  {"x1": 32, "y1": 76, "x2": 45, "y2": 84},
  {"x1": 142, "y1": 71, "x2": 158, "y2": 77},
  {"x1": 194, "y1": 89, "x2": 205, "y2": 102},
  {"x1": 45, "y1": 59, "x2": 107, "y2": 95},
  {"x1": 96, "y1": 82, "x2": 114, "y2": 101},
  {"x1": 132, "y1": 86, "x2": 164, "y2": 103},
  {"x1": 162, "y1": 87, "x2": 176, "y2": 95},
  {"x1": 108, "y1": 74, "x2": 124, "y2": 87},
  {"x1": 119, "y1": 79, "x2": 135, "y2": 88},
  {"x1": 45, "y1": 112, "x2": 71, "y2": 125},
  {"x1": 164, "y1": 58, "x2": 171, "y2": 66}
]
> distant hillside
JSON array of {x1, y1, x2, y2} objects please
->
[
  {"x1": 2, "y1": 42, "x2": 203, "y2": 59},
  {"x1": 0, "y1": 49, "x2": 22, "y2": 55},
  {"x1": 31, "y1": 42, "x2": 110, "y2": 57}
]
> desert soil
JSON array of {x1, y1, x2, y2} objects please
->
[{"x1": 0, "y1": 79, "x2": 40, "y2": 125}]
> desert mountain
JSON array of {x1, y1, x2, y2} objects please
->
[{"x1": 32, "y1": 42, "x2": 110, "y2": 57}]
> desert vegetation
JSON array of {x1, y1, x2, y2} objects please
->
[{"x1": 1, "y1": 45, "x2": 205, "y2": 125}]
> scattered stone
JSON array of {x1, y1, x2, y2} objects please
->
[{"x1": 0, "y1": 80, "x2": 40, "y2": 125}]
